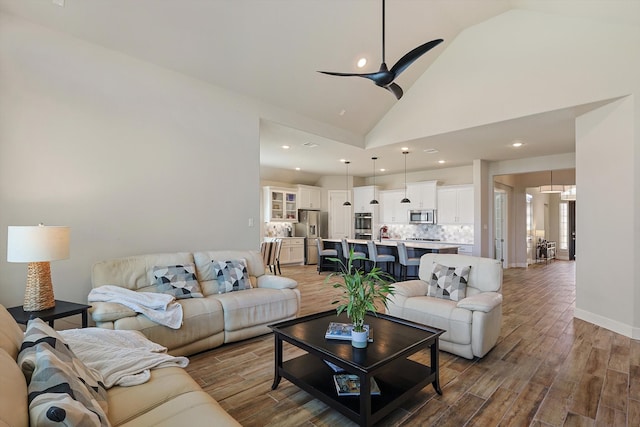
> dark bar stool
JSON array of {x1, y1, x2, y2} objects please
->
[
  {"x1": 397, "y1": 242, "x2": 421, "y2": 280},
  {"x1": 316, "y1": 238, "x2": 338, "y2": 273},
  {"x1": 341, "y1": 239, "x2": 366, "y2": 272},
  {"x1": 366, "y1": 241, "x2": 395, "y2": 277}
]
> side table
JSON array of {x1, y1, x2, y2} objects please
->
[{"x1": 7, "y1": 300, "x2": 91, "y2": 328}]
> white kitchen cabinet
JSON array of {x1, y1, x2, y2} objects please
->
[
  {"x1": 352, "y1": 186, "x2": 380, "y2": 213},
  {"x1": 437, "y1": 185, "x2": 474, "y2": 224},
  {"x1": 296, "y1": 185, "x2": 321, "y2": 210},
  {"x1": 380, "y1": 189, "x2": 410, "y2": 224},
  {"x1": 263, "y1": 187, "x2": 298, "y2": 222},
  {"x1": 406, "y1": 181, "x2": 438, "y2": 210},
  {"x1": 279, "y1": 237, "x2": 304, "y2": 264}
]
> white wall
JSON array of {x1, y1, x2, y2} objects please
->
[
  {"x1": 575, "y1": 97, "x2": 637, "y2": 336},
  {"x1": 368, "y1": 9, "x2": 640, "y2": 337},
  {"x1": 0, "y1": 13, "x2": 317, "y2": 306}
]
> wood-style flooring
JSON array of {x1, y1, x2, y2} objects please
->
[{"x1": 186, "y1": 261, "x2": 640, "y2": 426}]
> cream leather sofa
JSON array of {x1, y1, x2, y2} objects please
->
[
  {"x1": 90, "y1": 250, "x2": 300, "y2": 356},
  {"x1": 386, "y1": 253, "x2": 503, "y2": 359},
  {"x1": 0, "y1": 304, "x2": 241, "y2": 427}
]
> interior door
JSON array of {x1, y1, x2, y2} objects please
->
[
  {"x1": 328, "y1": 190, "x2": 351, "y2": 239},
  {"x1": 494, "y1": 188, "x2": 507, "y2": 268}
]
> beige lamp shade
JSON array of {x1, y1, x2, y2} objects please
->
[{"x1": 7, "y1": 225, "x2": 70, "y2": 311}]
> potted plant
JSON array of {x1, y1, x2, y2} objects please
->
[{"x1": 326, "y1": 248, "x2": 395, "y2": 348}]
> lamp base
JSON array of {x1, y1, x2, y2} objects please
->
[{"x1": 23, "y1": 261, "x2": 56, "y2": 312}]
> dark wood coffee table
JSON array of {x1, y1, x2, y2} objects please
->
[{"x1": 269, "y1": 310, "x2": 444, "y2": 427}]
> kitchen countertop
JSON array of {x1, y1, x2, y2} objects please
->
[{"x1": 323, "y1": 238, "x2": 460, "y2": 251}]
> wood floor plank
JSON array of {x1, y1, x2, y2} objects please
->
[{"x1": 182, "y1": 260, "x2": 640, "y2": 426}]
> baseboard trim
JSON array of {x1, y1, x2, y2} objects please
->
[{"x1": 574, "y1": 308, "x2": 640, "y2": 339}]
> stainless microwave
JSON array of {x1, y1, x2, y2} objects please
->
[{"x1": 408, "y1": 209, "x2": 437, "y2": 224}]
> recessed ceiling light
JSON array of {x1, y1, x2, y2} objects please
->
[
  {"x1": 511, "y1": 140, "x2": 524, "y2": 148},
  {"x1": 423, "y1": 148, "x2": 439, "y2": 154},
  {"x1": 438, "y1": 160, "x2": 446, "y2": 164},
  {"x1": 281, "y1": 145, "x2": 290, "y2": 149},
  {"x1": 295, "y1": 167, "x2": 300, "y2": 171},
  {"x1": 401, "y1": 147, "x2": 409, "y2": 151},
  {"x1": 339, "y1": 159, "x2": 346, "y2": 163},
  {"x1": 380, "y1": 168, "x2": 386, "y2": 172},
  {"x1": 356, "y1": 57, "x2": 367, "y2": 68}
]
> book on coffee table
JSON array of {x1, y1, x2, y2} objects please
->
[
  {"x1": 324, "y1": 322, "x2": 373, "y2": 342},
  {"x1": 333, "y1": 374, "x2": 381, "y2": 396}
]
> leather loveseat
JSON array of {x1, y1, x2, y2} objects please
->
[
  {"x1": 386, "y1": 253, "x2": 503, "y2": 359},
  {"x1": 0, "y1": 304, "x2": 241, "y2": 427},
  {"x1": 90, "y1": 250, "x2": 300, "y2": 356}
]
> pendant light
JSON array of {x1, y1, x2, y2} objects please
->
[
  {"x1": 370, "y1": 156, "x2": 379, "y2": 205},
  {"x1": 400, "y1": 151, "x2": 411, "y2": 204},
  {"x1": 343, "y1": 161, "x2": 352, "y2": 206},
  {"x1": 539, "y1": 170, "x2": 564, "y2": 194}
]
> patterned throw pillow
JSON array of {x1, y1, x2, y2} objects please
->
[
  {"x1": 153, "y1": 263, "x2": 203, "y2": 299},
  {"x1": 428, "y1": 263, "x2": 471, "y2": 302},
  {"x1": 211, "y1": 259, "x2": 250, "y2": 293},
  {"x1": 18, "y1": 318, "x2": 109, "y2": 427}
]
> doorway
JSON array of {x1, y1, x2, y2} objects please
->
[{"x1": 494, "y1": 188, "x2": 507, "y2": 268}]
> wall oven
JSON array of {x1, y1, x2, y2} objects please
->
[
  {"x1": 354, "y1": 212, "x2": 373, "y2": 240},
  {"x1": 408, "y1": 209, "x2": 437, "y2": 224}
]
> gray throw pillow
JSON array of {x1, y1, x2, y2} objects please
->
[
  {"x1": 211, "y1": 259, "x2": 250, "y2": 293},
  {"x1": 18, "y1": 318, "x2": 109, "y2": 427},
  {"x1": 153, "y1": 263, "x2": 203, "y2": 299},
  {"x1": 428, "y1": 263, "x2": 471, "y2": 302}
]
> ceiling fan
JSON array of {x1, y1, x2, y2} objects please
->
[{"x1": 318, "y1": 0, "x2": 443, "y2": 100}]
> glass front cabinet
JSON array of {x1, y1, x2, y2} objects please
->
[{"x1": 264, "y1": 187, "x2": 298, "y2": 222}]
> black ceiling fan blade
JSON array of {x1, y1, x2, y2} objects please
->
[
  {"x1": 318, "y1": 69, "x2": 393, "y2": 84},
  {"x1": 390, "y1": 38, "x2": 444, "y2": 78},
  {"x1": 385, "y1": 82, "x2": 403, "y2": 100}
]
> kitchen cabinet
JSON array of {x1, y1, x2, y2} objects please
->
[
  {"x1": 380, "y1": 189, "x2": 410, "y2": 224},
  {"x1": 406, "y1": 181, "x2": 438, "y2": 210},
  {"x1": 297, "y1": 185, "x2": 321, "y2": 210},
  {"x1": 278, "y1": 237, "x2": 305, "y2": 264},
  {"x1": 437, "y1": 185, "x2": 474, "y2": 224},
  {"x1": 352, "y1": 186, "x2": 380, "y2": 213},
  {"x1": 264, "y1": 187, "x2": 298, "y2": 222}
]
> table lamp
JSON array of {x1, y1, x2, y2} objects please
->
[{"x1": 7, "y1": 224, "x2": 70, "y2": 311}]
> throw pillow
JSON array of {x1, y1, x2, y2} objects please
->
[
  {"x1": 211, "y1": 259, "x2": 250, "y2": 293},
  {"x1": 428, "y1": 263, "x2": 471, "y2": 302},
  {"x1": 153, "y1": 263, "x2": 203, "y2": 299},
  {"x1": 18, "y1": 318, "x2": 110, "y2": 427}
]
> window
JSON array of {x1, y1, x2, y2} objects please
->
[{"x1": 559, "y1": 202, "x2": 568, "y2": 250}]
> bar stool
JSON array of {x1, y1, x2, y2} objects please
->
[
  {"x1": 341, "y1": 239, "x2": 366, "y2": 272},
  {"x1": 316, "y1": 238, "x2": 338, "y2": 273},
  {"x1": 366, "y1": 241, "x2": 395, "y2": 277},
  {"x1": 397, "y1": 242, "x2": 421, "y2": 281}
]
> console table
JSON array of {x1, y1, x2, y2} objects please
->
[{"x1": 535, "y1": 241, "x2": 556, "y2": 264}]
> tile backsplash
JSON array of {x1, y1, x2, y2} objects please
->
[
  {"x1": 385, "y1": 224, "x2": 474, "y2": 244},
  {"x1": 265, "y1": 222, "x2": 293, "y2": 237}
]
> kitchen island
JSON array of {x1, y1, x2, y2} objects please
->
[{"x1": 322, "y1": 238, "x2": 459, "y2": 279}]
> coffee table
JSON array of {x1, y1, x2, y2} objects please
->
[{"x1": 269, "y1": 310, "x2": 444, "y2": 427}]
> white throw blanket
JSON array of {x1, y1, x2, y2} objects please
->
[
  {"x1": 88, "y1": 285, "x2": 183, "y2": 329},
  {"x1": 60, "y1": 328, "x2": 189, "y2": 388}
]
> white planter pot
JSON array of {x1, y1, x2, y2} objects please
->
[{"x1": 351, "y1": 329, "x2": 368, "y2": 348}]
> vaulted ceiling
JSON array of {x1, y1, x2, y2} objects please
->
[{"x1": 1, "y1": 0, "x2": 638, "y2": 179}]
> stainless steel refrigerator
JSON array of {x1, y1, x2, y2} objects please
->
[{"x1": 294, "y1": 209, "x2": 325, "y2": 265}]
